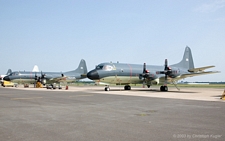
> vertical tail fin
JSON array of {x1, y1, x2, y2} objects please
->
[
  {"x1": 171, "y1": 46, "x2": 194, "y2": 70},
  {"x1": 74, "y1": 59, "x2": 88, "y2": 74},
  {"x1": 6, "y1": 69, "x2": 12, "y2": 75},
  {"x1": 32, "y1": 65, "x2": 39, "y2": 72}
]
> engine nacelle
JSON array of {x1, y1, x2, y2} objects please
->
[
  {"x1": 42, "y1": 79, "x2": 46, "y2": 85},
  {"x1": 151, "y1": 79, "x2": 159, "y2": 85}
]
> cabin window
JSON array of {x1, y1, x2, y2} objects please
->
[{"x1": 103, "y1": 65, "x2": 113, "y2": 71}]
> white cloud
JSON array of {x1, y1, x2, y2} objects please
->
[{"x1": 195, "y1": 0, "x2": 225, "y2": 13}]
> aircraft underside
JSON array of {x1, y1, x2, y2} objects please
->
[{"x1": 96, "y1": 76, "x2": 169, "y2": 91}]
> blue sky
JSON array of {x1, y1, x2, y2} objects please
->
[{"x1": 0, "y1": 0, "x2": 224, "y2": 82}]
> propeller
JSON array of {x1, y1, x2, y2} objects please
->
[
  {"x1": 139, "y1": 63, "x2": 150, "y2": 88},
  {"x1": 159, "y1": 59, "x2": 172, "y2": 86},
  {"x1": 164, "y1": 59, "x2": 171, "y2": 85},
  {"x1": 34, "y1": 72, "x2": 38, "y2": 80},
  {"x1": 33, "y1": 72, "x2": 38, "y2": 88},
  {"x1": 158, "y1": 59, "x2": 180, "y2": 91},
  {"x1": 40, "y1": 71, "x2": 46, "y2": 85},
  {"x1": 41, "y1": 71, "x2": 46, "y2": 79}
]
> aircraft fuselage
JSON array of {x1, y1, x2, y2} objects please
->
[
  {"x1": 4, "y1": 71, "x2": 84, "y2": 84},
  {"x1": 87, "y1": 62, "x2": 184, "y2": 85}
]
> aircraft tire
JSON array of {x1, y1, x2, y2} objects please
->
[
  {"x1": 160, "y1": 86, "x2": 168, "y2": 91},
  {"x1": 160, "y1": 86, "x2": 164, "y2": 91},
  {"x1": 124, "y1": 85, "x2": 131, "y2": 90},
  {"x1": 105, "y1": 87, "x2": 110, "y2": 91},
  {"x1": 164, "y1": 86, "x2": 168, "y2": 91}
]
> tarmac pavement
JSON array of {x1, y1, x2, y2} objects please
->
[{"x1": 0, "y1": 86, "x2": 224, "y2": 141}]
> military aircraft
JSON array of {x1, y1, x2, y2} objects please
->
[
  {"x1": 0, "y1": 65, "x2": 39, "y2": 83},
  {"x1": 0, "y1": 69, "x2": 12, "y2": 83},
  {"x1": 87, "y1": 47, "x2": 219, "y2": 91},
  {"x1": 3, "y1": 59, "x2": 87, "y2": 87}
]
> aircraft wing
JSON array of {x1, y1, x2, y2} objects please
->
[
  {"x1": 49, "y1": 76, "x2": 67, "y2": 82},
  {"x1": 158, "y1": 71, "x2": 220, "y2": 84},
  {"x1": 48, "y1": 74, "x2": 86, "y2": 82},
  {"x1": 169, "y1": 71, "x2": 220, "y2": 82},
  {"x1": 179, "y1": 71, "x2": 220, "y2": 79},
  {"x1": 188, "y1": 66, "x2": 215, "y2": 72}
]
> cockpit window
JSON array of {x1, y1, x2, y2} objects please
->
[
  {"x1": 96, "y1": 65, "x2": 113, "y2": 71},
  {"x1": 96, "y1": 65, "x2": 104, "y2": 70},
  {"x1": 9, "y1": 73, "x2": 14, "y2": 76},
  {"x1": 10, "y1": 72, "x2": 20, "y2": 76}
]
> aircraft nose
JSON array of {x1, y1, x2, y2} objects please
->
[
  {"x1": 3, "y1": 76, "x2": 10, "y2": 81},
  {"x1": 87, "y1": 70, "x2": 99, "y2": 80}
]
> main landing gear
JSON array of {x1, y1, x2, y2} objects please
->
[
  {"x1": 124, "y1": 85, "x2": 131, "y2": 90},
  {"x1": 160, "y1": 86, "x2": 168, "y2": 91},
  {"x1": 105, "y1": 86, "x2": 110, "y2": 91}
]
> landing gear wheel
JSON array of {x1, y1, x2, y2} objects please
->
[
  {"x1": 160, "y1": 86, "x2": 164, "y2": 91},
  {"x1": 164, "y1": 86, "x2": 168, "y2": 91},
  {"x1": 105, "y1": 87, "x2": 110, "y2": 91},
  {"x1": 160, "y1": 86, "x2": 168, "y2": 91},
  {"x1": 124, "y1": 85, "x2": 131, "y2": 90}
]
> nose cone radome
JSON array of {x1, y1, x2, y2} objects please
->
[
  {"x1": 87, "y1": 70, "x2": 100, "y2": 80},
  {"x1": 3, "y1": 76, "x2": 10, "y2": 81}
]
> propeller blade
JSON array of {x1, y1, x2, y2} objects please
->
[
  {"x1": 164, "y1": 59, "x2": 168, "y2": 70},
  {"x1": 40, "y1": 71, "x2": 46, "y2": 79},
  {"x1": 35, "y1": 72, "x2": 37, "y2": 80},
  {"x1": 143, "y1": 63, "x2": 146, "y2": 73},
  {"x1": 164, "y1": 59, "x2": 169, "y2": 86}
]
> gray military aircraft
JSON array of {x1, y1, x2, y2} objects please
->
[
  {"x1": 87, "y1": 47, "x2": 219, "y2": 91},
  {"x1": 4, "y1": 59, "x2": 87, "y2": 86},
  {"x1": 1, "y1": 65, "x2": 38, "y2": 83},
  {"x1": 0, "y1": 69, "x2": 12, "y2": 83}
]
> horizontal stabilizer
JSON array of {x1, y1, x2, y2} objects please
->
[{"x1": 188, "y1": 66, "x2": 215, "y2": 72}]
